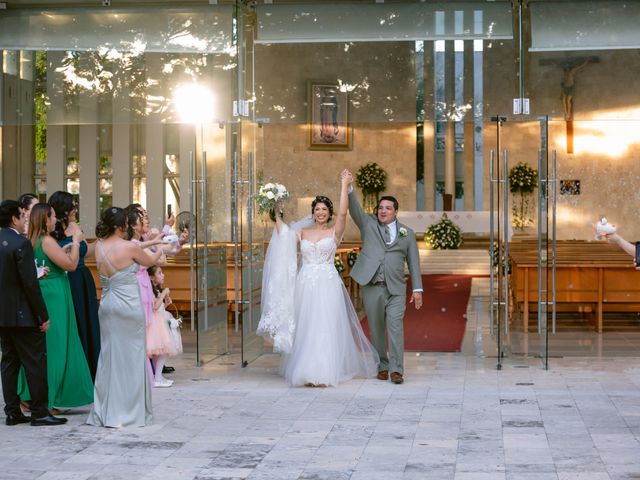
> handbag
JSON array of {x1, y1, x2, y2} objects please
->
[{"x1": 165, "y1": 303, "x2": 183, "y2": 355}]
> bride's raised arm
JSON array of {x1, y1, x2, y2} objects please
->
[{"x1": 334, "y1": 173, "x2": 350, "y2": 242}]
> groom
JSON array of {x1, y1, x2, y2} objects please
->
[{"x1": 344, "y1": 170, "x2": 422, "y2": 384}]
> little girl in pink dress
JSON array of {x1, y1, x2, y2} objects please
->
[{"x1": 147, "y1": 265, "x2": 181, "y2": 387}]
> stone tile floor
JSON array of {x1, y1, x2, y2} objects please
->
[{"x1": 2, "y1": 278, "x2": 640, "y2": 480}]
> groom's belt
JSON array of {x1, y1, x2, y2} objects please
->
[{"x1": 370, "y1": 280, "x2": 386, "y2": 286}]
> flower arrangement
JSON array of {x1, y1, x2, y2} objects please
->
[
  {"x1": 424, "y1": 213, "x2": 462, "y2": 250},
  {"x1": 356, "y1": 162, "x2": 387, "y2": 213},
  {"x1": 508, "y1": 162, "x2": 538, "y2": 194},
  {"x1": 334, "y1": 255, "x2": 345, "y2": 273},
  {"x1": 508, "y1": 162, "x2": 538, "y2": 230},
  {"x1": 489, "y1": 241, "x2": 512, "y2": 274},
  {"x1": 346, "y1": 250, "x2": 358, "y2": 267},
  {"x1": 257, "y1": 182, "x2": 289, "y2": 221}
]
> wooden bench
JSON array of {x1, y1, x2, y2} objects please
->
[
  {"x1": 87, "y1": 242, "x2": 363, "y2": 319},
  {"x1": 509, "y1": 240, "x2": 640, "y2": 332}
]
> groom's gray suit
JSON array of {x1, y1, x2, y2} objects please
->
[{"x1": 348, "y1": 191, "x2": 422, "y2": 375}]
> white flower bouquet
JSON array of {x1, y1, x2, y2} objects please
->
[
  {"x1": 424, "y1": 213, "x2": 462, "y2": 250},
  {"x1": 257, "y1": 182, "x2": 289, "y2": 221},
  {"x1": 508, "y1": 162, "x2": 538, "y2": 230}
]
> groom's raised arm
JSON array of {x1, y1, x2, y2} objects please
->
[{"x1": 347, "y1": 188, "x2": 368, "y2": 230}]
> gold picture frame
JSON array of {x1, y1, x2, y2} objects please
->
[{"x1": 308, "y1": 81, "x2": 352, "y2": 150}]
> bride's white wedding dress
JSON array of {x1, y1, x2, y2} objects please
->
[{"x1": 257, "y1": 224, "x2": 378, "y2": 387}]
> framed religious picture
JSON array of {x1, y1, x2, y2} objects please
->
[{"x1": 308, "y1": 81, "x2": 352, "y2": 150}]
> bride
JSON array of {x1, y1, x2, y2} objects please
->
[{"x1": 257, "y1": 173, "x2": 378, "y2": 387}]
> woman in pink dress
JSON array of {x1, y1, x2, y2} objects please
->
[{"x1": 124, "y1": 204, "x2": 169, "y2": 387}]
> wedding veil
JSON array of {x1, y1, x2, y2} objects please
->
[{"x1": 256, "y1": 215, "x2": 313, "y2": 353}]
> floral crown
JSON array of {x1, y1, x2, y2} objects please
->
[{"x1": 312, "y1": 195, "x2": 334, "y2": 212}]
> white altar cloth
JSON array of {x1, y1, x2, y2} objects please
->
[{"x1": 397, "y1": 211, "x2": 513, "y2": 240}]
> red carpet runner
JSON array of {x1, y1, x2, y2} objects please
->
[{"x1": 361, "y1": 274, "x2": 473, "y2": 352}]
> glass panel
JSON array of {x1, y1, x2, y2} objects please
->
[
  {"x1": 0, "y1": 4, "x2": 235, "y2": 367},
  {"x1": 239, "y1": 120, "x2": 265, "y2": 367},
  {"x1": 255, "y1": 3, "x2": 512, "y2": 44},
  {"x1": 0, "y1": 6, "x2": 233, "y2": 53},
  {"x1": 238, "y1": 8, "x2": 266, "y2": 367},
  {"x1": 192, "y1": 121, "x2": 230, "y2": 365},
  {"x1": 528, "y1": 3, "x2": 640, "y2": 359},
  {"x1": 132, "y1": 177, "x2": 147, "y2": 209}
]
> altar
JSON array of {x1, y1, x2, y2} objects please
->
[{"x1": 397, "y1": 211, "x2": 513, "y2": 240}]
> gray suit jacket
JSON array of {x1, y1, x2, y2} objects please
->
[{"x1": 348, "y1": 191, "x2": 422, "y2": 296}]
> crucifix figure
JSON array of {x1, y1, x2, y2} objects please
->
[{"x1": 561, "y1": 59, "x2": 592, "y2": 121}]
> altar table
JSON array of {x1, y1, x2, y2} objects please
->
[{"x1": 397, "y1": 211, "x2": 513, "y2": 240}]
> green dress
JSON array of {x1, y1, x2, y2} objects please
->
[{"x1": 18, "y1": 238, "x2": 94, "y2": 408}]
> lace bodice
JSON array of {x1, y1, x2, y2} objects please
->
[{"x1": 300, "y1": 236, "x2": 336, "y2": 265}]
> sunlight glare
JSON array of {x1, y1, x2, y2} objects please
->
[{"x1": 173, "y1": 83, "x2": 215, "y2": 124}]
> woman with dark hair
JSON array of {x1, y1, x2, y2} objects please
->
[
  {"x1": 257, "y1": 175, "x2": 378, "y2": 387},
  {"x1": 87, "y1": 207, "x2": 164, "y2": 428},
  {"x1": 124, "y1": 204, "x2": 170, "y2": 387},
  {"x1": 17, "y1": 203, "x2": 94, "y2": 410},
  {"x1": 48, "y1": 191, "x2": 100, "y2": 380},
  {"x1": 17, "y1": 192, "x2": 38, "y2": 235}
]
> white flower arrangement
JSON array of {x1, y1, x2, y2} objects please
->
[
  {"x1": 424, "y1": 213, "x2": 462, "y2": 250},
  {"x1": 398, "y1": 227, "x2": 407, "y2": 238},
  {"x1": 508, "y1": 162, "x2": 538, "y2": 230},
  {"x1": 356, "y1": 162, "x2": 387, "y2": 195},
  {"x1": 257, "y1": 182, "x2": 289, "y2": 220}
]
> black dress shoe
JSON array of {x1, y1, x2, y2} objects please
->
[
  {"x1": 30, "y1": 414, "x2": 68, "y2": 426},
  {"x1": 6, "y1": 413, "x2": 31, "y2": 426},
  {"x1": 162, "y1": 365, "x2": 175, "y2": 374}
]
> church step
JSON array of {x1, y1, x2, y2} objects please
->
[{"x1": 416, "y1": 249, "x2": 491, "y2": 275}]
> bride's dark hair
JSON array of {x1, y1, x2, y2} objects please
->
[{"x1": 311, "y1": 195, "x2": 334, "y2": 221}]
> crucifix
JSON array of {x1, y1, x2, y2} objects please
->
[{"x1": 539, "y1": 56, "x2": 599, "y2": 153}]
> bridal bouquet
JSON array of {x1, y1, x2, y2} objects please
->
[{"x1": 257, "y1": 182, "x2": 289, "y2": 220}]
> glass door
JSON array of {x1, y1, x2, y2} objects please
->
[
  {"x1": 191, "y1": 121, "x2": 230, "y2": 366},
  {"x1": 234, "y1": 5, "x2": 265, "y2": 367},
  {"x1": 488, "y1": 116, "x2": 511, "y2": 370},
  {"x1": 535, "y1": 116, "x2": 555, "y2": 370},
  {"x1": 489, "y1": 118, "x2": 554, "y2": 369}
]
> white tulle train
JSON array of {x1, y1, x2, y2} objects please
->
[{"x1": 280, "y1": 243, "x2": 379, "y2": 386}]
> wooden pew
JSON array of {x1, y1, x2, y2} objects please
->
[
  {"x1": 87, "y1": 242, "x2": 363, "y2": 318},
  {"x1": 509, "y1": 240, "x2": 640, "y2": 332}
]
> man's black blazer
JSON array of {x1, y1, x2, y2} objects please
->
[{"x1": 0, "y1": 227, "x2": 49, "y2": 327}]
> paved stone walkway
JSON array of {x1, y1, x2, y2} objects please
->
[
  {"x1": 3, "y1": 278, "x2": 640, "y2": 479},
  {"x1": 2, "y1": 351, "x2": 640, "y2": 480}
]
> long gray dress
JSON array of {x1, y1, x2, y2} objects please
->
[{"x1": 86, "y1": 243, "x2": 152, "y2": 427}]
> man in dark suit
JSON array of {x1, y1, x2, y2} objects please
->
[{"x1": 0, "y1": 200, "x2": 67, "y2": 426}]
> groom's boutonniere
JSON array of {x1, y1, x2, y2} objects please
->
[{"x1": 398, "y1": 227, "x2": 408, "y2": 238}]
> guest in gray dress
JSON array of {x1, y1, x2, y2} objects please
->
[{"x1": 86, "y1": 207, "x2": 163, "y2": 428}]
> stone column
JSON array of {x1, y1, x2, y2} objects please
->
[
  {"x1": 46, "y1": 51, "x2": 65, "y2": 196},
  {"x1": 112, "y1": 67, "x2": 131, "y2": 208},
  {"x1": 78, "y1": 53, "x2": 99, "y2": 235}
]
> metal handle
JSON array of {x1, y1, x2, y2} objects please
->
[
  {"x1": 551, "y1": 149, "x2": 557, "y2": 334},
  {"x1": 233, "y1": 150, "x2": 241, "y2": 332},
  {"x1": 537, "y1": 148, "x2": 544, "y2": 335},
  {"x1": 246, "y1": 151, "x2": 254, "y2": 332},
  {"x1": 502, "y1": 149, "x2": 509, "y2": 335},
  {"x1": 489, "y1": 150, "x2": 495, "y2": 336},
  {"x1": 189, "y1": 150, "x2": 195, "y2": 332},
  {"x1": 201, "y1": 150, "x2": 209, "y2": 332}
]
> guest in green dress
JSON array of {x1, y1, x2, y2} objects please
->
[
  {"x1": 18, "y1": 203, "x2": 94, "y2": 409},
  {"x1": 49, "y1": 191, "x2": 101, "y2": 381}
]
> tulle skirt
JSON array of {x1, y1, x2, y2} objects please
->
[
  {"x1": 281, "y1": 263, "x2": 379, "y2": 387},
  {"x1": 146, "y1": 305, "x2": 176, "y2": 357}
]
